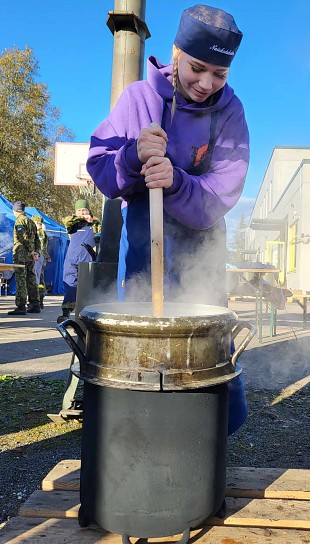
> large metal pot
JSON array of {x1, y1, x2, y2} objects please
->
[
  {"x1": 57, "y1": 302, "x2": 255, "y2": 541},
  {"x1": 78, "y1": 382, "x2": 229, "y2": 540},
  {"x1": 57, "y1": 302, "x2": 255, "y2": 391}
]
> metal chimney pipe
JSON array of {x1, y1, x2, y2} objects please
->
[
  {"x1": 57, "y1": 1, "x2": 150, "y2": 418},
  {"x1": 107, "y1": 0, "x2": 150, "y2": 109}
]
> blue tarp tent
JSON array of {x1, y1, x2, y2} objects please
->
[{"x1": 0, "y1": 194, "x2": 69, "y2": 295}]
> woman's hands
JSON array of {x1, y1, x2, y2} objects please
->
[
  {"x1": 137, "y1": 123, "x2": 168, "y2": 163},
  {"x1": 138, "y1": 123, "x2": 173, "y2": 189},
  {"x1": 141, "y1": 156, "x2": 173, "y2": 189}
]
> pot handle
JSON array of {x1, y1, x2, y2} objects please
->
[
  {"x1": 231, "y1": 321, "x2": 256, "y2": 368},
  {"x1": 56, "y1": 319, "x2": 87, "y2": 369}
]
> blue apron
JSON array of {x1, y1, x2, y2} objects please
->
[{"x1": 116, "y1": 108, "x2": 247, "y2": 435}]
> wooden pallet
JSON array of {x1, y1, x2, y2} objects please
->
[{"x1": 0, "y1": 460, "x2": 309, "y2": 543}]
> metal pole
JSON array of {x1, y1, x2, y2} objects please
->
[
  {"x1": 107, "y1": 0, "x2": 150, "y2": 109},
  {"x1": 52, "y1": 2, "x2": 150, "y2": 421},
  {"x1": 95, "y1": 0, "x2": 150, "y2": 264}
]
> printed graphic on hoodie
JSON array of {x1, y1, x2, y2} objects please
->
[{"x1": 191, "y1": 143, "x2": 209, "y2": 167}]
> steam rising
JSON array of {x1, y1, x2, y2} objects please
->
[
  {"x1": 76, "y1": 225, "x2": 229, "y2": 316},
  {"x1": 124, "y1": 225, "x2": 228, "y2": 308}
]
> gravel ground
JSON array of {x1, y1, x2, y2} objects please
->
[
  {"x1": 0, "y1": 376, "x2": 82, "y2": 527},
  {"x1": 0, "y1": 375, "x2": 309, "y2": 528}
]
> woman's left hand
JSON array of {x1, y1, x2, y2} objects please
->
[{"x1": 141, "y1": 156, "x2": 173, "y2": 189}]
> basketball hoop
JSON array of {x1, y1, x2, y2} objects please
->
[{"x1": 54, "y1": 142, "x2": 91, "y2": 187}]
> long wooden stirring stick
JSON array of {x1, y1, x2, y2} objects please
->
[{"x1": 149, "y1": 187, "x2": 164, "y2": 316}]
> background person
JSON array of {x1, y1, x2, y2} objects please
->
[
  {"x1": 0, "y1": 212, "x2": 14, "y2": 295},
  {"x1": 32, "y1": 215, "x2": 52, "y2": 309},
  {"x1": 86, "y1": 4, "x2": 249, "y2": 435},
  {"x1": 0, "y1": 212, "x2": 13, "y2": 256},
  {"x1": 8, "y1": 202, "x2": 41, "y2": 315},
  {"x1": 57, "y1": 199, "x2": 101, "y2": 323}
]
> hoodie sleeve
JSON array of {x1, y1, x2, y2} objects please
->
[
  {"x1": 163, "y1": 104, "x2": 249, "y2": 230},
  {"x1": 86, "y1": 87, "x2": 148, "y2": 199}
]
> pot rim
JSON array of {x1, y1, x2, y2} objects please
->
[{"x1": 79, "y1": 301, "x2": 238, "y2": 327}]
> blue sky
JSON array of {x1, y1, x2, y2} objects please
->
[{"x1": 2, "y1": 0, "x2": 310, "y2": 231}]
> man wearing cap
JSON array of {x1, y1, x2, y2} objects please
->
[
  {"x1": 32, "y1": 215, "x2": 51, "y2": 309},
  {"x1": 8, "y1": 202, "x2": 41, "y2": 315},
  {"x1": 57, "y1": 199, "x2": 101, "y2": 323}
]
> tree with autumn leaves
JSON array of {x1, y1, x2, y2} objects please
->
[{"x1": 0, "y1": 46, "x2": 102, "y2": 222}]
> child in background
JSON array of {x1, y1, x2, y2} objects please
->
[
  {"x1": 86, "y1": 4, "x2": 249, "y2": 435},
  {"x1": 57, "y1": 199, "x2": 101, "y2": 323}
]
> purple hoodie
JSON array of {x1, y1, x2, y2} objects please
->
[{"x1": 87, "y1": 56, "x2": 249, "y2": 230}]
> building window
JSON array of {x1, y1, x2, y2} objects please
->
[{"x1": 288, "y1": 222, "x2": 297, "y2": 272}]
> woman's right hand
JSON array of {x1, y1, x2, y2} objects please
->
[{"x1": 137, "y1": 123, "x2": 168, "y2": 164}]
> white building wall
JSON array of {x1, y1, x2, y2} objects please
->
[
  {"x1": 298, "y1": 163, "x2": 310, "y2": 292},
  {"x1": 250, "y1": 148, "x2": 310, "y2": 222},
  {"x1": 246, "y1": 148, "x2": 310, "y2": 291},
  {"x1": 273, "y1": 148, "x2": 309, "y2": 204}
]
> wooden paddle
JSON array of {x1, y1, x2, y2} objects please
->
[
  {"x1": 148, "y1": 122, "x2": 165, "y2": 316},
  {"x1": 149, "y1": 186, "x2": 164, "y2": 316}
]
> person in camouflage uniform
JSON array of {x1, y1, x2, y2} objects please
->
[
  {"x1": 57, "y1": 199, "x2": 101, "y2": 323},
  {"x1": 32, "y1": 215, "x2": 51, "y2": 309},
  {"x1": 8, "y1": 202, "x2": 41, "y2": 315}
]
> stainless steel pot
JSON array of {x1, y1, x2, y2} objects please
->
[{"x1": 57, "y1": 302, "x2": 255, "y2": 391}]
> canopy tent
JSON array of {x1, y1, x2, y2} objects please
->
[{"x1": 0, "y1": 194, "x2": 69, "y2": 295}]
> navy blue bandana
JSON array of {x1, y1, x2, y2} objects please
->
[{"x1": 174, "y1": 4, "x2": 243, "y2": 67}]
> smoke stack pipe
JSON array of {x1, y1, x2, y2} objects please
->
[
  {"x1": 95, "y1": 0, "x2": 150, "y2": 265},
  {"x1": 107, "y1": 0, "x2": 150, "y2": 109}
]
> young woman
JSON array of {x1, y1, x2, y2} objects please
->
[{"x1": 87, "y1": 4, "x2": 249, "y2": 434}]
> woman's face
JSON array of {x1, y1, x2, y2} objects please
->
[{"x1": 177, "y1": 52, "x2": 229, "y2": 102}]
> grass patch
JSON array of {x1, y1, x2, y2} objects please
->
[{"x1": 0, "y1": 375, "x2": 83, "y2": 449}]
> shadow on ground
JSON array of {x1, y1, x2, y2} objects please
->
[
  {"x1": 0, "y1": 428, "x2": 82, "y2": 524},
  {"x1": 0, "y1": 336, "x2": 72, "y2": 365},
  {"x1": 240, "y1": 335, "x2": 310, "y2": 389}
]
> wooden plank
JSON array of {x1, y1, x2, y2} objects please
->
[
  {"x1": 209, "y1": 497, "x2": 310, "y2": 530},
  {"x1": 226, "y1": 467, "x2": 310, "y2": 500},
  {"x1": 19, "y1": 490, "x2": 310, "y2": 531},
  {"x1": 0, "y1": 263, "x2": 25, "y2": 271},
  {"x1": 42, "y1": 462, "x2": 310, "y2": 500},
  {"x1": 19, "y1": 490, "x2": 79, "y2": 519},
  {"x1": 0, "y1": 517, "x2": 118, "y2": 544},
  {"x1": 2, "y1": 518, "x2": 310, "y2": 544},
  {"x1": 42, "y1": 460, "x2": 80, "y2": 491}
]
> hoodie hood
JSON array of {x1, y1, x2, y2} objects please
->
[{"x1": 147, "y1": 55, "x2": 235, "y2": 113}]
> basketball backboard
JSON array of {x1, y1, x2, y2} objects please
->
[{"x1": 54, "y1": 142, "x2": 92, "y2": 186}]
